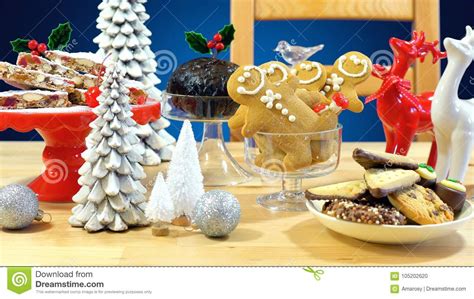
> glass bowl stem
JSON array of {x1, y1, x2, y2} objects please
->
[{"x1": 199, "y1": 122, "x2": 251, "y2": 186}]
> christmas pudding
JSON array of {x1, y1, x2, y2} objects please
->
[{"x1": 165, "y1": 24, "x2": 239, "y2": 119}]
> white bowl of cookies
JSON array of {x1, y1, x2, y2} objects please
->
[{"x1": 305, "y1": 148, "x2": 474, "y2": 244}]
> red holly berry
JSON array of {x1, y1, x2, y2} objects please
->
[
  {"x1": 207, "y1": 40, "x2": 216, "y2": 49},
  {"x1": 332, "y1": 92, "x2": 349, "y2": 109},
  {"x1": 30, "y1": 50, "x2": 40, "y2": 56},
  {"x1": 215, "y1": 42, "x2": 224, "y2": 51},
  {"x1": 85, "y1": 86, "x2": 101, "y2": 108},
  {"x1": 28, "y1": 40, "x2": 38, "y2": 50},
  {"x1": 213, "y1": 33, "x2": 222, "y2": 42},
  {"x1": 312, "y1": 103, "x2": 327, "y2": 113},
  {"x1": 37, "y1": 43, "x2": 47, "y2": 53}
]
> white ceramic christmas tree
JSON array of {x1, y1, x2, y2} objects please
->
[
  {"x1": 94, "y1": 0, "x2": 158, "y2": 91},
  {"x1": 166, "y1": 120, "x2": 204, "y2": 222},
  {"x1": 94, "y1": 0, "x2": 175, "y2": 165},
  {"x1": 146, "y1": 172, "x2": 176, "y2": 223},
  {"x1": 69, "y1": 65, "x2": 149, "y2": 232},
  {"x1": 134, "y1": 118, "x2": 175, "y2": 165}
]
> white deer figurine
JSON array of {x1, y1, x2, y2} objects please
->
[{"x1": 431, "y1": 26, "x2": 474, "y2": 182}]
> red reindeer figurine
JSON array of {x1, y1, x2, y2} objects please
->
[{"x1": 366, "y1": 31, "x2": 446, "y2": 167}]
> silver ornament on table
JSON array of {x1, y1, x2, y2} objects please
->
[
  {"x1": 194, "y1": 190, "x2": 240, "y2": 237},
  {"x1": 274, "y1": 40, "x2": 324, "y2": 66},
  {"x1": 0, "y1": 184, "x2": 46, "y2": 230}
]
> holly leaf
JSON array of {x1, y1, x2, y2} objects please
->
[
  {"x1": 185, "y1": 31, "x2": 210, "y2": 54},
  {"x1": 10, "y1": 38, "x2": 30, "y2": 53},
  {"x1": 218, "y1": 24, "x2": 235, "y2": 51},
  {"x1": 48, "y1": 22, "x2": 72, "y2": 50}
]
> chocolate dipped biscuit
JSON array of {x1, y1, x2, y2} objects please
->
[
  {"x1": 305, "y1": 180, "x2": 367, "y2": 201},
  {"x1": 364, "y1": 168, "x2": 420, "y2": 198},
  {"x1": 353, "y1": 148, "x2": 419, "y2": 170},
  {"x1": 434, "y1": 179, "x2": 466, "y2": 214},
  {"x1": 323, "y1": 198, "x2": 407, "y2": 225},
  {"x1": 415, "y1": 163, "x2": 437, "y2": 188}
]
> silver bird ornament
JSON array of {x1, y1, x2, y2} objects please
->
[{"x1": 274, "y1": 40, "x2": 324, "y2": 66}]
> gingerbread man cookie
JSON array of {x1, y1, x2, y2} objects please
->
[
  {"x1": 262, "y1": 61, "x2": 295, "y2": 87},
  {"x1": 228, "y1": 65, "x2": 330, "y2": 170},
  {"x1": 292, "y1": 60, "x2": 327, "y2": 91},
  {"x1": 229, "y1": 61, "x2": 293, "y2": 131},
  {"x1": 247, "y1": 62, "x2": 295, "y2": 166},
  {"x1": 291, "y1": 60, "x2": 329, "y2": 108},
  {"x1": 320, "y1": 51, "x2": 372, "y2": 113}
]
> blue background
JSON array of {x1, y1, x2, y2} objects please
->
[{"x1": 0, "y1": 0, "x2": 472, "y2": 142}]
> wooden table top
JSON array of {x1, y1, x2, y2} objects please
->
[{"x1": 0, "y1": 141, "x2": 473, "y2": 266}]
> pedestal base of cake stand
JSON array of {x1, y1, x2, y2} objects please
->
[
  {"x1": 199, "y1": 122, "x2": 251, "y2": 187},
  {"x1": 0, "y1": 101, "x2": 160, "y2": 202},
  {"x1": 29, "y1": 135, "x2": 87, "y2": 203}
]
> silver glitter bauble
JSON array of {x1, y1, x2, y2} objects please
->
[
  {"x1": 0, "y1": 184, "x2": 40, "y2": 230},
  {"x1": 194, "y1": 190, "x2": 240, "y2": 237}
]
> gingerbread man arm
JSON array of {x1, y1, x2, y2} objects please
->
[
  {"x1": 295, "y1": 89, "x2": 331, "y2": 107},
  {"x1": 341, "y1": 87, "x2": 364, "y2": 113},
  {"x1": 228, "y1": 106, "x2": 247, "y2": 129},
  {"x1": 241, "y1": 108, "x2": 264, "y2": 137}
]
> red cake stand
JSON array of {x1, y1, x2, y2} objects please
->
[{"x1": 0, "y1": 101, "x2": 160, "y2": 203}]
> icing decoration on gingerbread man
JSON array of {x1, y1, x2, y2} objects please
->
[
  {"x1": 338, "y1": 55, "x2": 369, "y2": 78},
  {"x1": 292, "y1": 61, "x2": 326, "y2": 91},
  {"x1": 260, "y1": 89, "x2": 296, "y2": 122},
  {"x1": 236, "y1": 66, "x2": 265, "y2": 95},
  {"x1": 322, "y1": 73, "x2": 344, "y2": 95},
  {"x1": 297, "y1": 62, "x2": 323, "y2": 85},
  {"x1": 267, "y1": 63, "x2": 289, "y2": 85},
  {"x1": 260, "y1": 89, "x2": 281, "y2": 109}
]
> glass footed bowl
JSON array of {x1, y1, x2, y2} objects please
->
[
  {"x1": 244, "y1": 124, "x2": 342, "y2": 211},
  {"x1": 162, "y1": 92, "x2": 239, "y2": 122},
  {"x1": 161, "y1": 92, "x2": 250, "y2": 186}
]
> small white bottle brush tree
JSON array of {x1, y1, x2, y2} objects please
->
[
  {"x1": 146, "y1": 172, "x2": 176, "y2": 224},
  {"x1": 166, "y1": 120, "x2": 204, "y2": 223}
]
